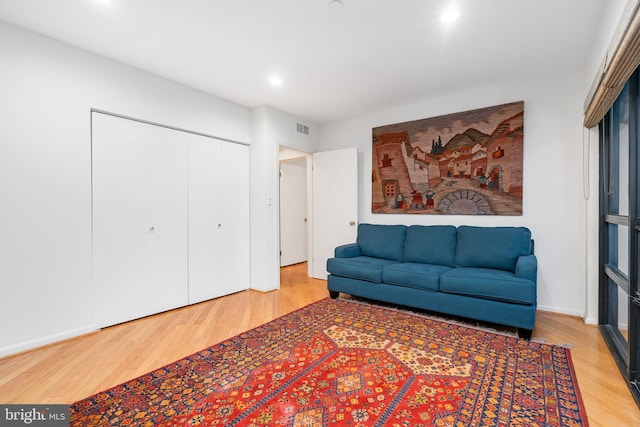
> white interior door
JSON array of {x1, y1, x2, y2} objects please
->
[
  {"x1": 189, "y1": 137, "x2": 249, "y2": 302},
  {"x1": 219, "y1": 141, "x2": 250, "y2": 294},
  {"x1": 280, "y1": 159, "x2": 308, "y2": 266},
  {"x1": 93, "y1": 113, "x2": 189, "y2": 326},
  {"x1": 92, "y1": 113, "x2": 148, "y2": 327},
  {"x1": 145, "y1": 125, "x2": 189, "y2": 314},
  {"x1": 187, "y1": 134, "x2": 223, "y2": 304},
  {"x1": 311, "y1": 147, "x2": 358, "y2": 279}
]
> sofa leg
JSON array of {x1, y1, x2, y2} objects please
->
[
  {"x1": 329, "y1": 290, "x2": 339, "y2": 299},
  {"x1": 518, "y1": 328, "x2": 533, "y2": 340}
]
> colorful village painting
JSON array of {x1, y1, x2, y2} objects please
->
[{"x1": 372, "y1": 101, "x2": 524, "y2": 215}]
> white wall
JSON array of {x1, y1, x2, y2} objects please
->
[
  {"x1": 0, "y1": 21, "x2": 251, "y2": 356},
  {"x1": 318, "y1": 66, "x2": 588, "y2": 317},
  {"x1": 1, "y1": 0, "x2": 630, "y2": 356},
  {"x1": 250, "y1": 106, "x2": 317, "y2": 291}
]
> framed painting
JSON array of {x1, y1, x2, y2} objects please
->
[{"x1": 372, "y1": 101, "x2": 524, "y2": 215}]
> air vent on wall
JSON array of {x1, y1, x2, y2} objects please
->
[{"x1": 296, "y1": 123, "x2": 309, "y2": 135}]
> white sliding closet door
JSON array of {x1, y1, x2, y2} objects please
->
[
  {"x1": 188, "y1": 137, "x2": 249, "y2": 303},
  {"x1": 145, "y1": 125, "x2": 188, "y2": 314},
  {"x1": 93, "y1": 114, "x2": 148, "y2": 327},
  {"x1": 93, "y1": 113, "x2": 188, "y2": 327},
  {"x1": 93, "y1": 112, "x2": 249, "y2": 326},
  {"x1": 220, "y1": 142, "x2": 250, "y2": 293},
  {"x1": 187, "y1": 135, "x2": 223, "y2": 304}
]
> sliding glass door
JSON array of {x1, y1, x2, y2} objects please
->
[{"x1": 600, "y1": 70, "x2": 640, "y2": 404}]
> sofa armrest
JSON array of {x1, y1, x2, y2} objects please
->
[
  {"x1": 515, "y1": 254, "x2": 537, "y2": 284},
  {"x1": 334, "y1": 243, "x2": 361, "y2": 258}
]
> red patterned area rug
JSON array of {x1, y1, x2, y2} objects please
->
[{"x1": 70, "y1": 298, "x2": 589, "y2": 426}]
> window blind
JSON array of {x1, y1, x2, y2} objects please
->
[{"x1": 584, "y1": 2, "x2": 640, "y2": 129}]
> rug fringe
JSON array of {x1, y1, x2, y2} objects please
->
[{"x1": 335, "y1": 295, "x2": 575, "y2": 347}]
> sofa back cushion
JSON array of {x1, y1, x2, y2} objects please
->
[
  {"x1": 357, "y1": 224, "x2": 406, "y2": 262},
  {"x1": 404, "y1": 225, "x2": 457, "y2": 267},
  {"x1": 455, "y1": 226, "x2": 532, "y2": 272}
]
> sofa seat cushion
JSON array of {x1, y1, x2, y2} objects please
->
[
  {"x1": 382, "y1": 263, "x2": 451, "y2": 291},
  {"x1": 439, "y1": 267, "x2": 535, "y2": 305},
  {"x1": 327, "y1": 256, "x2": 398, "y2": 283}
]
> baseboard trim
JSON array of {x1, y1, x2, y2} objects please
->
[
  {"x1": 536, "y1": 305, "x2": 585, "y2": 319},
  {"x1": 584, "y1": 315, "x2": 598, "y2": 325},
  {"x1": 250, "y1": 284, "x2": 279, "y2": 292},
  {"x1": 0, "y1": 326, "x2": 98, "y2": 359}
]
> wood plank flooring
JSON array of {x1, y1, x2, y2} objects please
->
[{"x1": 0, "y1": 262, "x2": 638, "y2": 426}]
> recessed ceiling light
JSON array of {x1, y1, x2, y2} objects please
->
[
  {"x1": 269, "y1": 76, "x2": 283, "y2": 86},
  {"x1": 440, "y1": 7, "x2": 460, "y2": 23},
  {"x1": 328, "y1": 0, "x2": 344, "y2": 10}
]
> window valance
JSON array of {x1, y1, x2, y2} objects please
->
[{"x1": 584, "y1": 2, "x2": 640, "y2": 128}]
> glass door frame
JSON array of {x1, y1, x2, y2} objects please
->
[{"x1": 599, "y1": 70, "x2": 640, "y2": 404}]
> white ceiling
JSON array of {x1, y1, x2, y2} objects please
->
[{"x1": 0, "y1": 0, "x2": 611, "y2": 123}]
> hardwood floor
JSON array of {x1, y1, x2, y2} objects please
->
[{"x1": 0, "y1": 262, "x2": 638, "y2": 426}]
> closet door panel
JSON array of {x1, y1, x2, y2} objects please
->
[
  {"x1": 187, "y1": 135, "x2": 223, "y2": 304},
  {"x1": 220, "y1": 142, "x2": 250, "y2": 293},
  {"x1": 93, "y1": 113, "x2": 250, "y2": 326},
  {"x1": 92, "y1": 113, "x2": 148, "y2": 327},
  {"x1": 145, "y1": 126, "x2": 189, "y2": 314}
]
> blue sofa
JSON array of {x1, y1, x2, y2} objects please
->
[{"x1": 326, "y1": 224, "x2": 538, "y2": 338}]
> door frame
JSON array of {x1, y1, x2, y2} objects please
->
[
  {"x1": 278, "y1": 147, "x2": 310, "y2": 268},
  {"x1": 598, "y1": 70, "x2": 640, "y2": 405},
  {"x1": 276, "y1": 145, "x2": 358, "y2": 280},
  {"x1": 278, "y1": 145, "x2": 314, "y2": 278}
]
